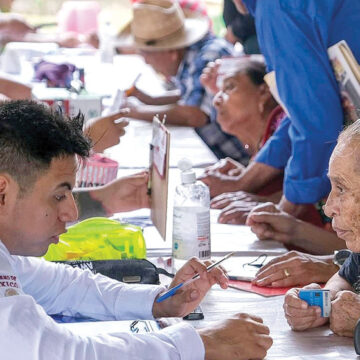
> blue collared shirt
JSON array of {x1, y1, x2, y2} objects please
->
[
  {"x1": 245, "y1": 0, "x2": 360, "y2": 203},
  {"x1": 174, "y1": 33, "x2": 250, "y2": 164}
]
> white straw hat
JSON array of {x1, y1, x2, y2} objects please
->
[{"x1": 117, "y1": 0, "x2": 209, "y2": 51}]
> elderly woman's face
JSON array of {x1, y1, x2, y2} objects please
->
[
  {"x1": 324, "y1": 142, "x2": 360, "y2": 252},
  {"x1": 213, "y1": 73, "x2": 261, "y2": 135}
]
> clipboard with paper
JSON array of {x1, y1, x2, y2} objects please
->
[{"x1": 150, "y1": 116, "x2": 170, "y2": 240}]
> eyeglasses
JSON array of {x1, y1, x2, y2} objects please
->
[{"x1": 242, "y1": 254, "x2": 267, "y2": 269}]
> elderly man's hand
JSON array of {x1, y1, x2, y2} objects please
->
[
  {"x1": 198, "y1": 313, "x2": 272, "y2": 360},
  {"x1": 246, "y1": 202, "x2": 300, "y2": 242},
  {"x1": 199, "y1": 172, "x2": 242, "y2": 198},
  {"x1": 152, "y1": 258, "x2": 228, "y2": 318},
  {"x1": 211, "y1": 190, "x2": 264, "y2": 210},
  {"x1": 90, "y1": 171, "x2": 150, "y2": 214},
  {"x1": 216, "y1": 199, "x2": 262, "y2": 224},
  {"x1": 84, "y1": 110, "x2": 129, "y2": 153},
  {"x1": 284, "y1": 283, "x2": 328, "y2": 331},
  {"x1": 253, "y1": 251, "x2": 338, "y2": 287},
  {"x1": 330, "y1": 290, "x2": 360, "y2": 337},
  {"x1": 283, "y1": 284, "x2": 329, "y2": 331}
]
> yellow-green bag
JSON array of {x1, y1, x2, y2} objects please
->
[{"x1": 44, "y1": 217, "x2": 146, "y2": 261}]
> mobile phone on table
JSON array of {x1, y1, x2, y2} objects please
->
[{"x1": 183, "y1": 305, "x2": 204, "y2": 320}]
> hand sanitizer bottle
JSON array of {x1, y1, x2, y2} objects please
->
[{"x1": 172, "y1": 158, "x2": 211, "y2": 271}]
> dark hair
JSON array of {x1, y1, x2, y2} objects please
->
[
  {"x1": 244, "y1": 61, "x2": 266, "y2": 86},
  {"x1": 0, "y1": 100, "x2": 91, "y2": 193},
  {"x1": 235, "y1": 60, "x2": 266, "y2": 86},
  {"x1": 221, "y1": 59, "x2": 266, "y2": 87}
]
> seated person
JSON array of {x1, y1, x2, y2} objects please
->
[
  {"x1": 119, "y1": 0, "x2": 250, "y2": 164},
  {"x1": 199, "y1": 58, "x2": 284, "y2": 220},
  {"x1": 199, "y1": 58, "x2": 330, "y2": 231},
  {"x1": 0, "y1": 99, "x2": 272, "y2": 359},
  {"x1": 284, "y1": 119, "x2": 360, "y2": 337},
  {"x1": 199, "y1": 57, "x2": 282, "y2": 199},
  {"x1": 0, "y1": 94, "x2": 144, "y2": 219},
  {"x1": 0, "y1": 0, "x2": 98, "y2": 47}
]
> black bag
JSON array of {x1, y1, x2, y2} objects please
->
[{"x1": 57, "y1": 259, "x2": 173, "y2": 285}]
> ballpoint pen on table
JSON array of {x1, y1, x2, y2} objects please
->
[{"x1": 156, "y1": 252, "x2": 236, "y2": 303}]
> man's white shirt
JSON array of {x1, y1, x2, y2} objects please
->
[{"x1": 0, "y1": 240, "x2": 205, "y2": 359}]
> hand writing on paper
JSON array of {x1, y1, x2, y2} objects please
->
[
  {"x1": 152, "y1": 257, "x2": 228, "y2": 318},
  {"x1": 283, "y1": 283, "x2": 328, "y2": 331},
  {"x1": 198, "y1": 313, "x2": 272, "y2": 360}
]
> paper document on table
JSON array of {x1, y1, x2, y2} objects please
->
[
  {"x1": 212, "y1": 255, "x2": 277, "y2": 281},
  {"x1": 211, "y1": 223, "x2": 287, "y2": 256},
  {"x1": 61, "y1": 319, "x2": 160, "y2": 336}
]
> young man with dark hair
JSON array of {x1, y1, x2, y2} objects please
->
[{"x1": 0, "y1": 100, "x2": 272, "y2": 359}]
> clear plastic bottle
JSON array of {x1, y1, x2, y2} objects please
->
[{"x1": 172, "y1": 158, "x2": 211, "y2": 271}]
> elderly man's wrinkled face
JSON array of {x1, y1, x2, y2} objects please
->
[
  {"x1": 213, "y1": 73, "x2": 262, "y2": 136},
  {"x1": 324, "y1": 142, "x2": 360, "y2": 252},
  {"x1": 140, "y1": 49, "x2": 180, "y2": 78}
]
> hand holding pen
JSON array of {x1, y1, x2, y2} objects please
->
[
  {"x1": 152, "y1": 254, "x2": 233, "y2": 319},
  {"x1": 125, "y1": 73, "x2": 142, "y2": 97}
]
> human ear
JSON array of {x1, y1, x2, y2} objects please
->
[
  {"x1": 258, "y1": 84, "x2": 274, "y2": 114},
  {"x1": 0, "y1": 174, "x2": 12, "y2": 207}
]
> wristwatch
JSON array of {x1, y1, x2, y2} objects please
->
[{"x1": 333, "y1": 249, "x2": 352, "y2": 268}]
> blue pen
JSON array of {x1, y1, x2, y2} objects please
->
[{"x1": 156, "y1": 252, "x2": 236, "y2": 303}]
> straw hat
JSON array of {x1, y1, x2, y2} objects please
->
[{"x1": 117, "y1": 0, "x2": 209, "y2": 51}]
